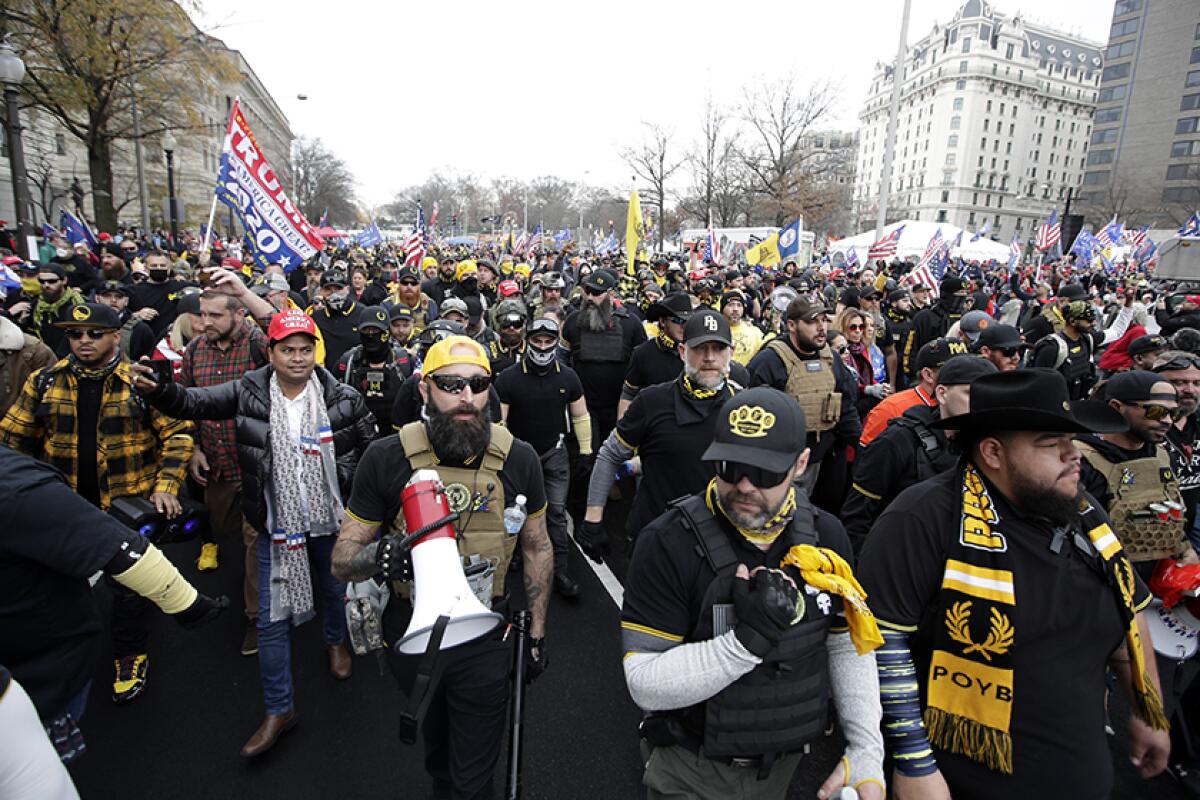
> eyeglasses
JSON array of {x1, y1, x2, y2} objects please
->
[
  {"x1": 714, "y1": 460, "x2": 791, "y2": 488},
  {"x1": 583, "y1": 286, "x2": 607, "y2": 297},
  {"x1": 1132, "y1": 403, "x2": 1187, "y2": 422},
  {"x1": 65, "y1": 328, "x2": 108, "y2": 340},
  {"x1": 131, "y1": 273, "x2": 148, "y2": 282},
  {"x1": 428, "y1": 374, "x2": 492, "y2": 395},
  {"x1": 846, "y1": 323, "x2": 864, "y2": 332},
  {"x1": 37, "y1": 277, "x2": 62, "y2": 285},
  {"x1": 996, "y1": 347, "x2": 1021, "y2": 358}
]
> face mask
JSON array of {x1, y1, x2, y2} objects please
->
[
  {"x1": 460, "y1": 277, "x2": 478, "y2": 291},
  {"x1": 361, "y1": 331, "x2": 389, "y2": 352},
  {"x1": 20, "y1": 277, "x2": 40, "y2": 295},
  {"x1": 148, "y1": 269, "x2": 170, "y2": 282},
  {"x1": 56, "y1": 248, "x2": 69, "y2": 259},
  {"x1": 526, "y1": 343, "x2": 557, "y2": 368},
  {"x1": 326, "y1": 289, "x2": 350, "y2": 311}
]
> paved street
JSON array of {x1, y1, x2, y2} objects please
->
[{"x1": 67, "y1": 506, "x2": 1190, "y2": 799}]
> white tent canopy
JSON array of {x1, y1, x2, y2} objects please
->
[{"x1": 830, "y1": 220, "x2": 1011, "y2": 265}]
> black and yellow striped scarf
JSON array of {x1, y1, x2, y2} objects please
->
[
  {"x1": 925, "y1": 464, "x2": 1167, "y2": 775},
  {"x1": 705, "y1": 478, "x2": 795, "y2": 546}
]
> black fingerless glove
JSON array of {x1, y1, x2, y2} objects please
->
[
  {"x1": 174, "y1": 593, "x2": 229, "y2": 629},
  {"x1": 524, "y1": 636, "x2": 548, "y2": 684},
  {"x1": 375, "y1": 535, "x2": 412, "y2": 581},
  {"x1": 732, "y1": 569, "x2": 799, "y2": 658}
]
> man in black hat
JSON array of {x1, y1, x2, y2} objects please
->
[
  {"x1": 901, "y1": 276, "x2": 972, "y2": 378},
  {"x1": 335, "y1": 306, "x2": 414, "y2": 438},
  {"x1": 1127, "y1": 335, "x2": 1169, "y2": 373},
  {"x1": 1030, "y1": 300, "x2": 1098, "y2": 400},
  {"x1": 94, "y1": 279, "x2": 155, "y2": 361},
  {"x1": 0, "y1": 301, "x2": 194, "y2": 704},
  {"x1": 747, "y1": 297, "x2": 861, "y2": 496},
  {"x1": 311, "y1": 270, "x2": 364, "y2": 369},
  {"x1": 619, "y1": 292, "x2": 692, "y2": 419},
  {"x1": 973, "y1": 323, "x2": 1025, "y2": 372},
  {"x1": 388, "y1": 304, "x2": 417, "y2": 350},
  {"x1": 561, "y1": 267, "x2": 647, "y2": 448},
  {"x1": 620, "y1": 385, "x2": 885, "y2": 800},
  {"x1": 859, "y1": 369, "x2": 1169, "y2": 799},
  {"x1": 388, "y1": 264, "x2": 439, "y2": 331},
  {"x1": 1076, "y1": 371, "x2": 1195, "y2": 570},
  {"x1": 842, "y1": 355, "x2": 997, "y2": 553}
]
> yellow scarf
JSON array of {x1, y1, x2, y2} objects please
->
[
  {"x1": 781, "y1": 545, "x2": 883, "y2": 656},
  {"x1": 705, "y1": 478, "x2": 795, "y2": 545}
]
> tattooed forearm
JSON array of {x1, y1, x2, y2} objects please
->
[
  {"x1": 332, "y1": 516, "x2": 381, "y2": 582},
  {"x1": 521, "y1": 513, "x2": 553, "y2": 638}
]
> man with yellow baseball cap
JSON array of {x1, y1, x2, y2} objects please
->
[{"x1": 333, "y1": 334, "x2": 555, "y2": 799}]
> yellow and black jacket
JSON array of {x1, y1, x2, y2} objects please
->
[{"x1": 0, "y1": 359, "x2": 193, "y2": 509}]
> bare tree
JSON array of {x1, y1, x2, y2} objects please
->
[
  {"x1": 680, "y1": 96, "x2": 735, "y2": 226},
  {"x1": 290, "y1": 137, "x2": 359, "y2": 226},
  {"x1": 621, "y1": 123, "x2": 684, "y2": 250},
  {"x1": 740, "y1": 77, "x2": 838, "y2": 226}
]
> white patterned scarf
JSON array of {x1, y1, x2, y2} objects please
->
[{"x1": 267, "y1": 372, "x2": 344, "y2": 624}]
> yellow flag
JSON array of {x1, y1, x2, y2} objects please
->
[
  {"x1": 625, "y1": 191, "x2": 643, "y2": 276},
  {"x1": 745, "y1": 233, "x2": 781, "y2": 267}
]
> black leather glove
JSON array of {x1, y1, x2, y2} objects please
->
[
  {"x1": 524, "y1": 635, "x2": 548, "y2": 683},
  {"x1": 574, "y1": 452, "x2": 596, "y2": 477},
  {"x1": 576, "y1": 519, "x2": 609, "y2": 564},
  {"x1": 732, "y1": 568, "x2": 799, "y2": 658},
  {"x1": 375, "y1": 535, "x2": 412, "y2": 581},
  {"x1": 174, "y1": 593, "x2": 229, "y2": 629}
]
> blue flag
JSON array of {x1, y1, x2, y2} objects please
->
[
  {"x1": 777, "y1": 219, "x2": 802, "y2": 259},
  {"x1": 1181, "y1": 213, "x2": 1200, "y2": 238},
  {"x1": 554, "y1": 229, "x2": 572, "y2": 244},
  {"x1": 355, "y1": 222, "x2": 383, "y2": 248},
  {"x1": 970, "y1": 221, "x2": 991, "y2": 242},
  {"x1": 60, "y1": 210, "x2": 97, "y2": 248},
  {"x1": 41, "y1": 223, "x2": 58, "y2": 241}
]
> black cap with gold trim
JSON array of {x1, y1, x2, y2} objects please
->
[
  {"x1": 54, "y1": 302, "x2": 121, "y2": 330},
  {"x1": 701, "y1": 387, "x2": 807, "y2": 472},
  {"x1": 357, "y1": 306, "x2": 391, "y2": 332}
]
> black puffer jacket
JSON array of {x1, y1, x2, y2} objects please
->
[{"x1": 147, "y1": 364, "x2": 375, "y2": 533}]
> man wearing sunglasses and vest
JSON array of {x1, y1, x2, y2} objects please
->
[
  {"x1": 332, "y1": 335, "x2": 552, "y2": 800},
  {"x1": 621, "y1": 387, "x2": 885, "y2": 800}
]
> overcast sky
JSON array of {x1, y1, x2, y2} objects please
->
[{"x1": 194, "y1": 0, "x2": 1113, "y2": 207}]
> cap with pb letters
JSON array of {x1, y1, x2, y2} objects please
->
[
  {"x1": 357, "y1": 306, "x2": 391, "y2": 332},
  {"x1": 54, "y1": 302, "x2": 121, "y2": 330},
  {"x1": 684, "y1": 309, "x2": 733, "y2": 348},
  {"x1": 702, "y1": 387, "x2": 807, "y2": 472}
]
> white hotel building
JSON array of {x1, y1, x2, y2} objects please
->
[{"x1": 851, "y1": 0, "x2": 1104, "y2": 247}]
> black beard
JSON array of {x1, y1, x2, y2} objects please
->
[
  {"x1": 1009, "y1": 470, "x2": 1081, "y2": 527},
  {"x1": 579, "y1": 296, "x2": 613, "y2": 332},
  {"x1": 427, "y1": 403, "x2": 490, "y2": 463}
]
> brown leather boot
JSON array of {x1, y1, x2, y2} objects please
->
[
  {"x1": 327, "y1": 644, "x2": 352, "y2": 680},
  {"x1": 239, "y1": 710, "x2": 297, "y2": 758}
]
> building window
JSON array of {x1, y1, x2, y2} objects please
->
[
  {"x1": 1192, "y1": 46, "x2": 1200, "y2": 64},
  {"x1": 962, "y1": 38, "x2": 971, "y2": 53},
  {"x1": 1184, "y1": 93, "x2": 1200, "y2": 111},
  {"x1": 1178, "y1": 117, "x2": 1200, "y2": 134},
  {"x1": 956, "y1": 78, "x2": 967, "y2": 90},
  {"x1": 1189, "y1": 71, "x2": 1200, "y2": 88},
  {"x1": 983, "y1": 119, "x2": 990, "y2": 132},
  {"x1": 959, "y1": 60, "x2": 968, "y2": 74},
  {"x1": 1102, "y1": 63, "x2": 1131, "y2": 82},
  {"x1": 941, "y1": 190, "x2": 950, "y2": 202},
  {"x1": 953, "y1": 97, "x2": 964, "y2": 111},
  {"x1": 946, "y1": 153, "x2": 957, "y2": 166},
  {"x1": 1114, "y1": 0, "x2": 1142, "y2": 14},
  {"x1": 1099, "y1": 85, "x2": 1128, "y2": 103},
  {"x1": 1110, "y1": 19, "x2": 1139, "y2": 38},
  {"x1": 1006, "y1": 141, "x2": 1013, "y2": 154},
  {"x1": 1087, "y1": 149, "x2": 1114, "y2": 165},
  {"x1": 1107, "y1": 41, "x2": 1136, "y2": 60},
  {"x1": 948, "y1": 134, "x2": 958, "y2": 148},
  {"x1": 54, "y1": 132, "x2": 65, "y2": 155},
  {"x1": 1171, "y1": 140, "x2": 1200, "y2": 157},
  {"x1": 987, "y1": 100, "x2": 993, "y2": 112},
  {"x1": 1091, "y1": 129, "x2": 1118, "y2": 145},
  {"x1": 1167, "y1": 164, "x2": 1192, "y2": 180},
  {"x1": 938, "y1": 210, "x2": 948, "y2": 223},
  {"x1": 950, "y1": 115, "x2": 961, "y2": 130},
  {"x1": 1165, "y1": 187, "x2": 1200, "y2": 203},
  {"x1": 1095, "y1": 107, "x2": 1122, "y2": 124},
  {"x1": 1006, "y1": 43, "x2": 1015, "y2": 59}
]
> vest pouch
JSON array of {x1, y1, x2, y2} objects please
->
[
  {"x1": 579, "y1": 325, "x2": 626, "y2": 362},
  {"x1": 459, "y1": 528, "x2": 518, "y2": 597},
  {"x1": 821, "y1": 392, "x2": 842, "y2": 425},
  {"x1": 464, "y1": 554, "x2": 496, "y2": 609},
  {"x1": 365, "y1": 370, "x2": 385, "y2": 397}
]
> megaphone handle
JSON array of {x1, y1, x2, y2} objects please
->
[
  {"x1": 398, "y1": 614, "x2": 450, "y2": 745},
  {"x1": 398, "y1": 512, "x2": 461, "y2": 551},
  {"x1": 507, "y1": 610, "x2": 531, "y2": 800}
]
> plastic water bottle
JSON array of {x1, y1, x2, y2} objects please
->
[{"x1": 503, "y1": 494, "x2": 528, "y2": 536}]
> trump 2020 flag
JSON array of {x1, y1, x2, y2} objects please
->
[
  {"x1": 355, "y1": 222, "x2": 383, "y2": 248},
  {"x1": 215, "y1": 99, "x2": 323, "y2": 272},
  {"x1": 60, "y1": 210, "x2": 97, "y2": 248}
]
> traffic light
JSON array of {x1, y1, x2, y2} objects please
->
[{"x1": 1061, "y1": 214, "x2": 1084, "y2": 253}]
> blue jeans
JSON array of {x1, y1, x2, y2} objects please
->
[{"x1": 256, "y1": 533, "x2": 347, "y2": 715}]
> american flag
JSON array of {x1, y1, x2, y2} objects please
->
[
  {"x1": 1007, "y1": 232, "x2": 1022, "y2": 274},
  {"x1": 527, "y1": 224, "x2": 543, "y2": 254},
  {"x1": 403, "y1": 206, "x2": 426, "y2": 268},
  {"x1": 867, "y1": 224, "x2": 905, "y2": 260},
  {"x1": 1096, "y1": 216, "x2": 1124, "y2": 248},
  {"x1": 1124, "y1": 225, "x2": 1149, "y2": 250},
  {"x1": 1035, "y1": 210, "x2": 1061, "y2": 252},
  {"x1": 514, "y1": 230, "x2": 529, "y2": 255},
  {"x1": 702, "y1": 226, "x2": 721, "y2": 265},
  {"x1": 904, "y1": 229, "x2": 943, "y2": 298},
  {"x1": 429, "y1": 201, "x2": 440, "y2": 230}
]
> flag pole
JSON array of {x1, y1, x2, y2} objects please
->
[
  {"x1": 201, "y1": 194, "x2": 219, "y2": 254},
  {"x1": 203, "y1": 95, "x2": 239, "y2": 255}
]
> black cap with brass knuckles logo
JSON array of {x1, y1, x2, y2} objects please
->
[
  {"x1": 701, "y1": 387, "x2": 807, "y2": 473},
  {"x1": 54, "y1": 302, "x2": 121, "y2": 330}
]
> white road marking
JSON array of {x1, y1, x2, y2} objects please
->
[{"x1": 567, "y1": 516, "x2": 624, "y2": 607}]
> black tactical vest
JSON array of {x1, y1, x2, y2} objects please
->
[{"x1": 671, "y1": 491, "x2": 835, "y2": 759}]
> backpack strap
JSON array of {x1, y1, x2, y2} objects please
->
[{"x1": 671, "y1": 494, "x2": 739, "y2": 575}]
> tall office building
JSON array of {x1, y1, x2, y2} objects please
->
[
  {"x1": 1081, "y1": 0, "x2": 1200, "y2": 226},
  {"x1": 852, "y1": 0, "x2": 1102, "y2": 245}
]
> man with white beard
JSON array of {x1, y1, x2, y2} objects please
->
[{"x1": 578, "y1": 310, "x2": 741, "y2": 563}]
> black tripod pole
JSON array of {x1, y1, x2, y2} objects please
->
[{"x1": 506, "y1": 609, "x2": 531, "y2": 800}]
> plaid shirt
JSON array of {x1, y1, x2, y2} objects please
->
[
  {"x1": 179, "y1": 319, "x2": 267, "y2": 482},
  {"x1": 0, "y1": 358, "x2": 193, "y2": 509}
]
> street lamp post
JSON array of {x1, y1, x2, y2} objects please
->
[
  {"x1": 161, "y1": 131, "x2": 178, "y2": 247},
  {"x1": 0, "y1": 39, "x2": 35, "y2": 261}
]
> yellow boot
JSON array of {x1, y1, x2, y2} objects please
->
[{"x1": 197, "y1": 542, "x2": 219, "y2": 571}]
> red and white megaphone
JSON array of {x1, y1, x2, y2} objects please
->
[{"x1": 396, "y1": 469, "x2": 503, "y2": 655}]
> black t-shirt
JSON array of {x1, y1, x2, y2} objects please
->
[
  {"x1": 129, "y1": 278, "x2": 193, "y2": 339},
  {"x1": 858, "y1": 466, "x2": 1151, "y2": 800},
  {"x1": 562, "y1": 309, "x2": 647, "y2": 413},
  {"x1": 624, "y1": 339, "x2": 683, "y2": 394},
  {"x1": 623, "y1": 499, "x2": 851, "y2": 653},
  {"x1": 345, "y1": 428, "x2": 547, "y2": 534},
  {"x1": 1165, "y1": 414, "x2": 1200, "y2": 531},
  {"x1": 494, "y1": 362, "x2": 583, "y2": 456},
  {"x1": 0, "y1": 448, "x2": 127, "y2": 718},
  {"x1": 313, "y1": 303, "x2": 366, "y2": 370}
]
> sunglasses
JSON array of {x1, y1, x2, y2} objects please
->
[
  {"x1": 668, "y1": 315, "x2": 689, "y2": 326},
  {"x1": 65, "y1": 328, "x2": 108, "y2": 340},
  {"x1": 996, "y1": 347, "x2": 1021, "y2": 358},
  {"x1": 583, "y1": 286, "x2": 607, "y2": 297},
  {"x1": 846, "y1": 323, "x2": 864, "y2": 332},
  {"x1": 399, "y1": 279, "x2": 419, "y2": 287},
  {"x1": 428, "y1": 374, "x2": 492, "y2": 395},
  {"x1": 131, "y1": 273, "x2": 149, "y2": 282},
  {"x1": 38, "y1": 277, "x2": 63, "y2": 285},
  {"x1": 1133, "y1": 403, "x2": 1187, "y2": 422},
  {"x1": 714, "y1": 460, "x2": 791, "y2": 488}
]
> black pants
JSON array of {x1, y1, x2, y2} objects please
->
[
  {"x1": 540, "y1": 446, "x2": 570, "y2": 573},
  {"x1": 104, "y1": 575, "x2": 149, "y2": 657},
  {"x1": 387, "y1": 607, "x2": 512, "y2": 800}
]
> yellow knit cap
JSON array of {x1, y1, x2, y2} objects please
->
[{"x1": 455, "y1": 260, "x2": 478, "y2": 281}]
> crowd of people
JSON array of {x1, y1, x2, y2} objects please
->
[{"x1": 2, "y1": 220, "x2": 1200, "y2": 800}]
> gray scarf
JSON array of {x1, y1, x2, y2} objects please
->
[{"x1": 267, "y1": 372, "x2": 343, "y2": 624}]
